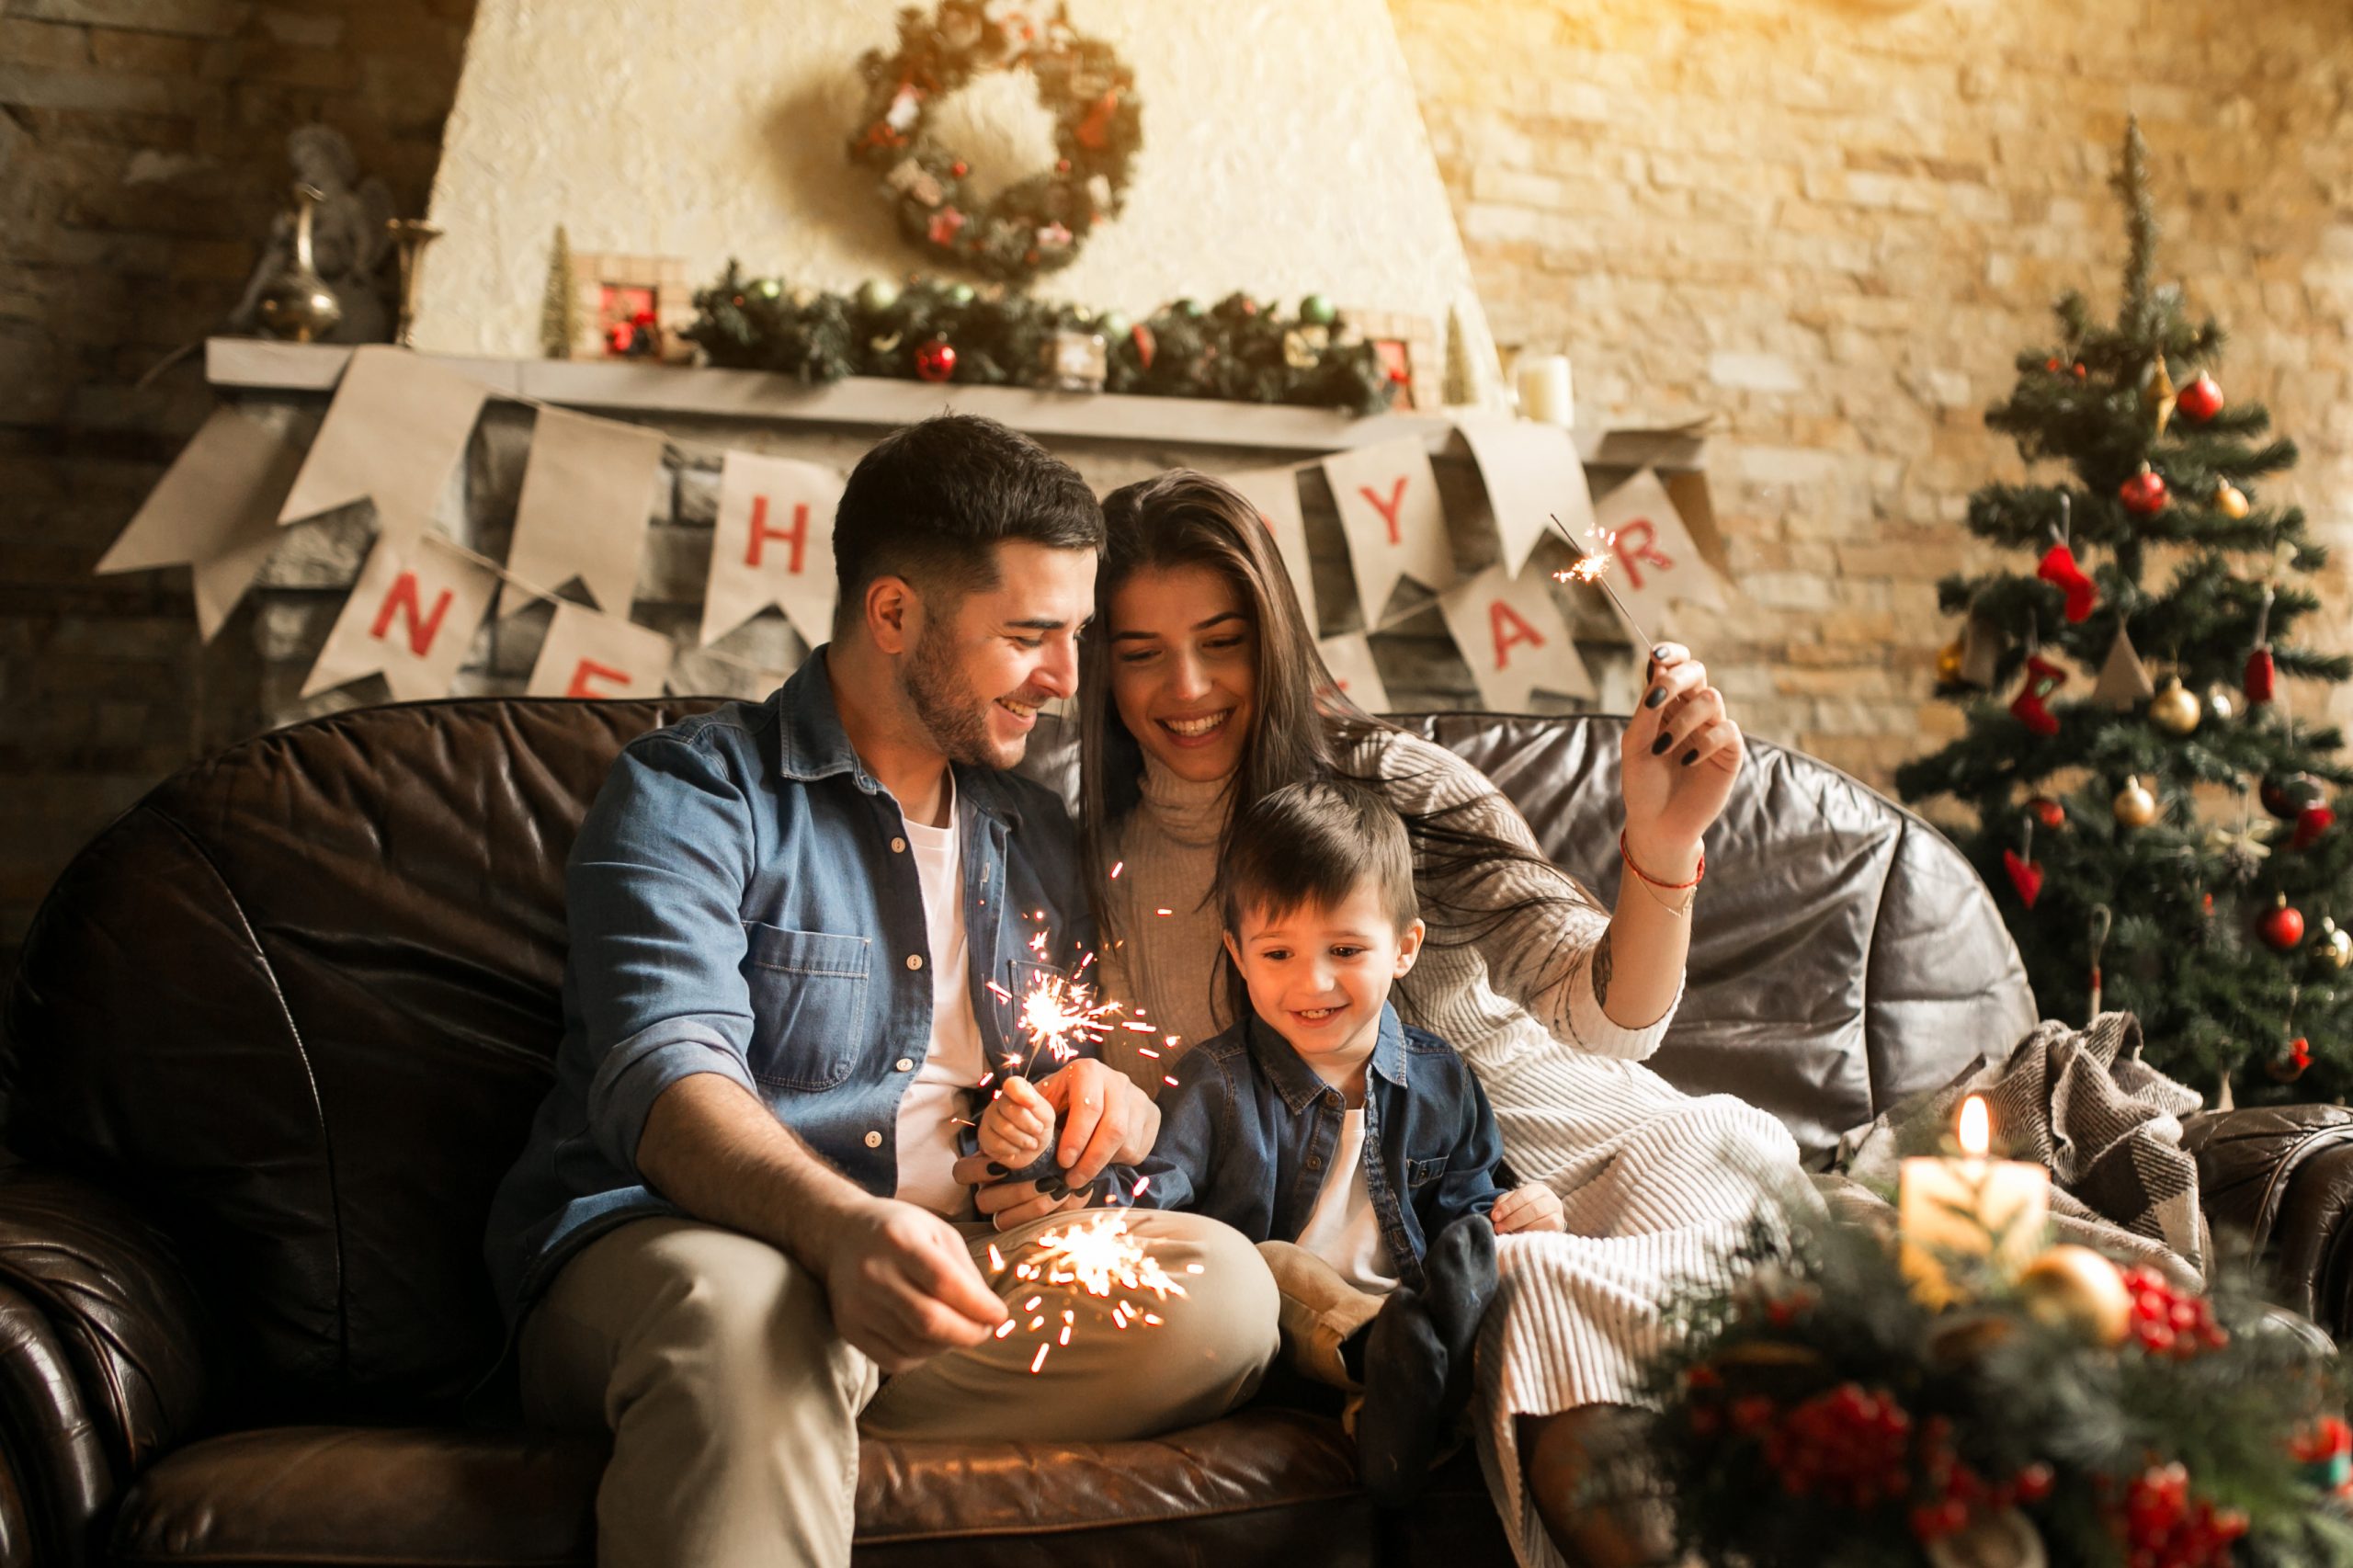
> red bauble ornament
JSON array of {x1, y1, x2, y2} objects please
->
[
  {"x1": 2028, "y1": 796, "x2": 2066, "y2": 830},
  {"x1": 2270, "y1": 1036, "x2": 2314, "y2": 1083},
  {"x1": 2120, "y1": 466, "x2": 2169, "y2": 516},
  {"x1": 2262, "y1": 772, "x2": 2324, "y2": 821},
  {"x1": 2245, "y1": 646, "x2": 2277, "y2": 704},
  {"x1": 2293, "y1": 803, "x2": 2337, "y2": 851},
  {"x1": 2036, "y1": 541, "x2": 2098, "y2": 622},
  {"x1": 2003, "y1": 848, "x2": 2045, "y2": 908},
  {"x1": 2177, "y1": 372, "x2": 2224, "y2": 423},
  {"x1": 2260, "y1": 896, "x2": 2306, "y2": 951},
  {"x1": 2045, "y1": 357, "x2": 2063, "y2": 372},
  {"x1": 914, "y1": 337, "x2": 957, "y2": 382},
  {"x1": 2008, "y1": 653, "x2": 2067, "y2": 737},
  {"x1": 1130, "y1": 322, "x2": 1155, "y2": 369}
]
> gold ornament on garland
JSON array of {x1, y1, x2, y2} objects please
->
[
  {"x1": 2016, "y1": 1244, "x2": 2133, "y2": 1346},
  {"x1": 2149, "y1": 676, "x2": 2201, "y2": 735},
  {"x1": 2316, "y1": 917, "x2": 2353, "y2": 971},
  {"x1": 2214, "y1": 479, "x2": 2250, "y2": 519},
  {"x1": 2203, "y1": 683, "x2": 2239, "y2": 725},
  {"x1": 2112, "y1": 775, "x2": 2159, "y2": 828},
  {"x1": 2143, "y1": 357, "x2": 2178, "y2": 437},
  {"x1": 1937, "y1": 636, "x2": 1968, "y2": 687}
]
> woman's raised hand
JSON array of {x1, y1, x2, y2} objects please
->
[{"x1": 1620, "y1": 642, "x2": 1743, "y2": 870}]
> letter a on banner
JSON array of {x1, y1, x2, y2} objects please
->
[
  {"x1": 277, "y1": 346, "x2": 489, "y2": 542},
  {"x1": 301, "y1": 531, "x2": 499, "y2": 702},
  {"x1": 1222, "y1": 466, "x2": 1317, "y2": 635},
  {"x1": 526, "y1": 600, "x2": 678, "y2": 699},
  {"x1": 497, "y1": 406, "x2": 667, "y2": 619},
  {"x1": 1321, "y1": 437, "x2": 1454, "y2": 627},
  {"x1": 700, "y1": 452, "x2": 844, "y2": 647},
  {"x1": 1437, "y1": 564, "x2": 1592, "y2": 710},
  {"x1": 1588, "y1": 468, "x2": 1725, "y2": 638}
]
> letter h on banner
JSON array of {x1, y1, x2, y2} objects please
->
[{"x1": 701, "y1": 451, "x2": 844, "y2": 648}]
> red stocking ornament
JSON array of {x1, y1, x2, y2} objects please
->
[
  {"x1": 2245, "y1": 585, "x2": 2277, "y2": 705},
  {"x1": 2002, "y1": 849, "x2": 2045, "y2": 908},
  {"x1": 2009, "y1": 654, "x2": 2067, "y2": 737},
  {"x1": 2037, "y1": 543, "x2": 2098, "y2": 622}
]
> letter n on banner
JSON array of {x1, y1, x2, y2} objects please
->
[
  {"x1": 700, "y1": 452, "x2": 844, "y2": 648},
  {"x1": 527, "y1": 600, "x2": 678, "y2": 699},
  {"x1": 1320, "y1": 437, "x2": 1454, "y2": 627},
  {"x1": 302, "y1": 532, "x2": 498, "y2": 702},
  {"x1": 1436, "y1": 564, "x2": 1592, "y2": 711}
]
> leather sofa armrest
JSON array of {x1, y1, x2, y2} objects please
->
[
  {"x1": 2182, "y1": 1105, "x2": 2353, "y2": 1336},
  {"x1": 0, "y1": 1166, "x2": 209, "y2": 1566}
]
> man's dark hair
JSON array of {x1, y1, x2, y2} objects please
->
[
  {"x1": 833, "y1": 415, "x2": 1104, "y2": 632},
  {"x1": 1218, "y1": 779, "x2": 1419, "y2": 937}
]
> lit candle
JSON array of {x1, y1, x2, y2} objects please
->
[
  {"x1": 1897, "y1": 1095, "x2": 2051, "y2": 1306},
  {"x1": 1515, "y1": 352, "x2": 1574, "y2": 427}
]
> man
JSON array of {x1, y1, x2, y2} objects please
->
[{"x1": 485, "y1": 415, "x2": 1279, "y2": 1568}]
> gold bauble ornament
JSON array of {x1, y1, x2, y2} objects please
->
[
  {"x1": 1925, "y1": 1507, "x2": 2049, "y2": 1568},
  {"x1": 2017, "y1": 1244, "x2": 2133, "y2": 1346},
  {"x1": 2149, "y1": 677, "x2": 2201, "y2": 735},
  {"x1": 2203, "y1": 683, "x2": 2238, "y2": 724},
  {"x1": 1937, "y1": 638, "x2": 1967, "y2": 685},
  {"x1": 2214, "y1": 480, "x2": 2250, "y2": 520},
  {"x1": 2112, "y1": 775, "x2": 2159, "y2": 829},
  {"x1": 2317, "y1": 917, "x2": 2353, "y2": 971}
]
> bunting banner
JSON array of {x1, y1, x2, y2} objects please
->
[
  {"x1": 700, "y1": 451, "x2": 845, "y2": 647},
  {"x1": 1316, "y1": 632, "x2": 1391, "y2": 713},
  {"x1": 1452, "y1": 415, "x2": 1591, "y2": 579},
  {"x1": 95, "y1": 405, "x2": 302, "y2": 640},
  {"x1": 526, "y1": 600, "x2": 679, "y2": 699},
  {"x1": 276, "y1": 346, "x2": 489, "y2": 541},
  {"x1": 1587, "y1": 467, "x2": 1726, "y2": 640},
  {"x1": 497, "y1": 406, "x2": 667, "y2": 619},
  {"x1": 301, "y1": 530, "x2": 499, "y2": 702},
  {"x1": 1322, "y1": 437, "x2": 1455, "y2": 626},
  {"x1": 1223, "y1": 465, "x2": 1318, "y2": 637},
  {"x1": 1438, "y1": 562, "x2": 1593, "y2": 710}
]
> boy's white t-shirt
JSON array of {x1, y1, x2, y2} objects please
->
[
  {"x1": 891, "y1": 780, "x2": 987, "y2": 1219},
  {"x1": 1293, "y1": 1105, "x2": 1401, "y2": 1295}
]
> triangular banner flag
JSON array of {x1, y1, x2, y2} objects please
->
[
  {"x1": 498, "y1": 406, "x2": 666, "y2": 619},
  {"x1": 699, "y1": 452, "x2": 844, "y2": 647},
  {"x1": 2095, "y1": 625, "x2": 2154, "y2": 710},
  {"x1": 1438, "y1": 563, "x2": 1592, "y2": 710},
  {"x1": 97, "y1": 405, "x2": 301, "y2": 640},
  {"x1": 301, "y1": 531, "x2": 498, "y2": 702},
  {"x1": 1452, "y1": 415, "x2": 1591, "y2": 578},
  {"x1": 1588, "y1": 469, "x2": 1725, "y2": 636},
  {"x1": 1322, "y1": 437, "x2": 1454, "y2": 627},
  {"x1": 526, "y1": 600, "x2": 677, "y2": 699},
  {"x1": 1223, "y1": 465, "x2": 1317, "y2": 637},
  {"x1": 277, "y1": 346, "x2": 489, "y2": 541},
  {"x1": 1315, "y1": 632, "x2": 1391, "y2": 714}
]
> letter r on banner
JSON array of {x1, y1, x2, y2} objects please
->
[
  {"x1": 370, "y1": 572, "x2": 455, "y2": 656},
  {"x1": 1611, "y1": 518, "x2": 1674, "y2": 590},
  {"x1": 745, "y1": 497, "x2": 810, "y2": 574}
]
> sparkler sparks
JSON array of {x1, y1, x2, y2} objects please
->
[
  {"x1": 982, "y1": 1211, "x2": 1194, "y2": 1374},
  {"x1": 1010, "y1": 970, "x2": 1121, "y2": 1074},
  {"x1": 1546, "y1": 512, "x2": 1656, "y2": 652}
]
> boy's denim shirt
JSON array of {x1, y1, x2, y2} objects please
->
[
  {"x1": 1113, "y1": 1002, "x2": 1505, "y2": 1290},
  {"x1": 483, "y1": 651, "x2": 1092, "y2": 1324}
]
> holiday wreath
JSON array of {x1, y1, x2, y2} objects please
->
[{"x1": 847, "y1": 2, "x2": 1142, "y2": 283}]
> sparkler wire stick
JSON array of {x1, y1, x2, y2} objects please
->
[{"x1": 1547, "y1": 511, "x2": 1658, "y2": 655}]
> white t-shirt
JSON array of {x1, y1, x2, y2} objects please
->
[
  {"x1": 1293, "y1": 1106, "x2": 1401, "y2": 1295},
  {"x1": 891, "y1": 782, "x2": 986, "y2": 1219}
]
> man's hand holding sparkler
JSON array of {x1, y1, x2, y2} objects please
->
[{"x1": 810, "y1": 1194, "x2": 1010, "y2": 1373}]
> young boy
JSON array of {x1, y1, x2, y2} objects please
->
[{"x1": 979, "y1": 779, "x2": 1563, "y2": 1503}]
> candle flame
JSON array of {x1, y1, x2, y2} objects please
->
[{"x1": 1958, "y1": 1095, "x2": 1990, "y2": 1157}]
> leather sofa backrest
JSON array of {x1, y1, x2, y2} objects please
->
[{"x1": 3, "y1": 697, "x2": 2033, "y2": 1421}]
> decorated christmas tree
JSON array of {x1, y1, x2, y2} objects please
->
[{"x1": 1896, "y1": 121, "x2": 2353, "y2": 1103}]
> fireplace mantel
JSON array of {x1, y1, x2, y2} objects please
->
[{"x1": 203, "y1": 338, "x2": 1711, "y2": 471}]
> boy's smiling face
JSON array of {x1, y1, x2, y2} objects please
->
[{"x1": 1223, "y1": 879, "x2": 1425, "y2": 1085}]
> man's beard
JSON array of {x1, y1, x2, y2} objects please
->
[{"x1": 904, "y1": 619, "x2": 1004, "y2": 767}]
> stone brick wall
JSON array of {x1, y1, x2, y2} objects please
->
[
  {"x1": 1390, "y1": 0, "x2": 2353, "y2": 786},
  {"x1": 0, "y1": 0, "x2": 472, "y2": 967}
]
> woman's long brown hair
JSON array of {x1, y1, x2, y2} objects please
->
[{"x1": 1081, "y1": 470, "x2": 1602, "y2": 1020}]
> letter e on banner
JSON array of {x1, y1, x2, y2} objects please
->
[
  {"x1": 528, "y1": 600, "x2": 678, "y2": 699},
  {"x1": 1437, "y1": 563, "x2": 1591, "y2": 710},
  {"x1": 702, "y1": 452, "x2": 844, "y2": 647}
]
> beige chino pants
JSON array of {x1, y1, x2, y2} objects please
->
[{"x1": 517, "y1": 1210, "x2": 1279, "y2": 1568}]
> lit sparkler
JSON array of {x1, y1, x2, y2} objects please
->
[
  {"x1": 1009, "y1": 969, "x2": 1122, "y2": 1077},
  {"x1": 1547, "y1": 512, "x2": 1656, "y2": 653},
  {"x1": 981, "y1": 1210, "x2": 1194, "y2": 1372}
]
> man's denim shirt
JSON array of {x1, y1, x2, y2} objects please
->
[
  {"x1": 483, "y1": 652, "x2": 1092, "y2": 1324},
  {"x1": 1112, "y1": 1003, "x2": 1504, "y2": 1290}
]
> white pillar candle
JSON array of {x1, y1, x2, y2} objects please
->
[
  {"x1": 1515, "y1": 353, "x2": 1574, "y2": 427},
  {"x1": 1897, "y1": 1095, "x2": 2051, "y2": 1307}
]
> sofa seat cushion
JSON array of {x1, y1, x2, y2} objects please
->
[{"x1": 111, "y1": 1409, "x2": 1375, "y2": 1566}]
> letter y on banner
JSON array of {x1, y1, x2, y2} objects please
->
[
  {"x1": 1321, "y1": 437, "x2": 1454, "y2": 627},
  {"x1": 302, "y1": 531, "x2": 498, "y2": 701},
  {"x1": 1437, "y1": 563, "x2": 1592, "y2": 710},
  {"x1": 700, "y1": 452, "x2": 843, "y2": 647},
  {"x1": 526, "y1": 601, "x2": 678, "y2": 699}
]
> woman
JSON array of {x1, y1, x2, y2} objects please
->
[{"x1": 1079, "y1": 471, "x2": 1804, "y2": 1568}]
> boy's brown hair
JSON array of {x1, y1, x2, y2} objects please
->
[{"x1": 1216, "y1": 779, "x2": 1419, "y2": 937}]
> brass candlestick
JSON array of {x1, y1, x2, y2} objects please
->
[{"x1": 385, "y1": 219, "x2": 443, "y2": 349}]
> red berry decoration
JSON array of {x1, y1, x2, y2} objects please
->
[
  {"x1": 2292, "y1": 802, "x2": 2336, "y2": 851},
  {"x1": 2177, "y1": 372, "x2": 2224, "y2": 423},
  {"x1": 2028, "y1": 796, "x2": 2066, "y2": 830},
  {"x1": 1760, "y1": 1382, "x2": 1913, "y2": 1510},
  {"x1": 2120, "y1": 1267, "x2": 2229, "y2": 1358},
  {"x1": 2260, "y1": 895, "x2": 2306, "y2": 952},
  {"x1": 2120, "y1": 465, "x2": 2169, "y2": 515},
  {"x1": 914, "y1": 337, "x2": 957, "y2": 383},
  {"x1": 2045, "y1": 357, "x2": 2063, "y2": 372},
  {"x1": 2108, "y1": 1461, "x2": 2247, "y2": 1568},
  {"x1": 2269, "y1": 1036, "x2": 2313, "y2": 1083},
  {"x1": 2244, "y1": 646, "x2": 2276, "y2": 705}
]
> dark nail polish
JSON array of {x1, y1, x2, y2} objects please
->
[
  {"x1": 1046, "y1": 1179, "x2": 1071, "y2": 1199},
  {"x1": 1680, "y1": 747, "x2": 1699, "y2": 767},
  {"x1": 1650, "y1": 733, "x2": 1672, "y2": 755},
  {"x1": 1643, "y1": 685, "x2": 1667, "y2": 710},
  {"x1": 985, "y1": 1162, "x2": 1007, "y2": 1177},
  {"x1": 1652, "y1": 644, "x2": 1672, "y2": 662}
]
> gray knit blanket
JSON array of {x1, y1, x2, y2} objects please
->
[{"x1": 1826, "y1": 1011, "x2": 2210, "y2": 1289}]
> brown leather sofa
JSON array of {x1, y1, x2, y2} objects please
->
[{"x1": 6, "y1": 697, "x2": 2351, "y2": 1568}]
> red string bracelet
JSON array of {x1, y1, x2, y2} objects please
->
[{"x1": 1620, "y1": 830, "x2": 1705, "y2": 890}]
